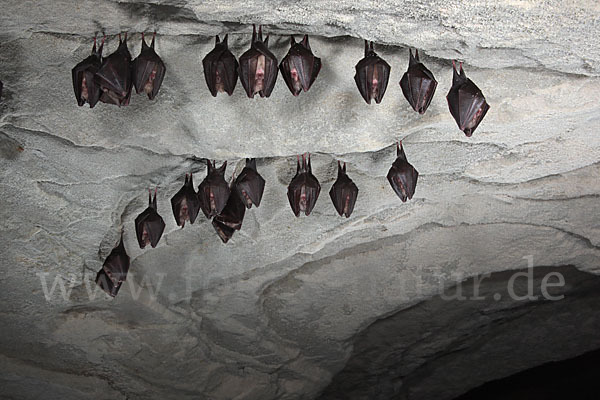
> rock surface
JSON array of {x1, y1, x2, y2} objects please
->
[{"x1": 0, "y1": 1, "x2": 599, "y2": 399}]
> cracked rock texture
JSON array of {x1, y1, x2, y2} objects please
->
[{"x1": 1, "y1": 1, "x2": 600, "y2": 399}]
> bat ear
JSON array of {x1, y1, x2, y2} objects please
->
[
  {"x1": 246, "y1": 158, "x2": 257, "y2": 170},
  {"x1": 290, "y1": 35, "x2": 296, "y2": 45},
  {"x1": 459, "y1": 61, "x2": 466, "y2": 77},
  {"x1": 302, "y1": 35, "x2": 310, "y2": 50},
  {"x1": 92, "y1": 36, "x2": 97, "y2": 53},
  {"x1": 152, "y1": 188, "x2": 158, "y2": 209},
  {"x1": 151, "y1": 31, "x2": 156, "y2": 48},
  {"x1": 306, "y1": 153, "x2": 312, "y2": 172},
  {"x1": 215, "y1": 35, "x2": 220, "y2": 45},
  {"x1": 148, "y1": 188, "x2": 152, "y2": 205},
  {"x1": 343, "y1": 162, "x2": 347, "y2": 173},
  {"x1": 258, "y1": 25, "x2": 263, "y2": 42},
  {"x1": 264, "y1": 35, "x2": 270, "y2": 46},
  {"x1": 252, "y1": 25, "x2": 257, "y2": 42},
  {"x1": 218, "y1": 161, "x2": 227, "y2": 174},
  {"x1": 415, "y1": 49, "x2": 420, "y2": 61},
  {"x1": 97, "y1": 35, "x2": 105, "y2": 56},
  {"x1": 364, "y1": 40, "x2": 369, "y2": 57},
  {"x1": 296, "y1": 155, "x2": 301, "y2": 172},
  {"x1": 222, "y1": 34, "x2": 228, "y2": 46}
]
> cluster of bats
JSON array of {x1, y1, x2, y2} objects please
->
[
  {"x1": 96, "y1": 143, "x2": 418, "y2": 297},
  {"x1": 72, "y1": 25, "x2": 490, "y2": 136}
]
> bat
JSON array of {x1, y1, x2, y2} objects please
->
[
  {"x1": 170, "y1": 173, "x2": 201, "y2": 227},
  {"x1": 287, "y1": 153, "x2": 321, "y2": 216},
  {"x1": 387, "y1": 142, "x2": 418, "y2": 202},
  {"x1": 72, "y1": 36, "x2": 104, "y2": 108},
  {"x1": 198, "y1": 160, "x2": 230, "y2": 218},
  {"x1": 400, "y1": 49, "x2": 437, "y2": 114},
  {"x1": 446, "y1": 60, "x2": 490, "y2": 137},
  {"x1": 212, "y1": 181, "x2": 247, "y2": 243},
  {"x1": 354, "y1": 40, "x2": 391, "y2": 104},
  {"x1": 95, "y1": 233, "x2": 130, "y2": 298},
  {"x1": 238, "y1": 25, "x2": 278, "y2": 98},
  {"x1": 132, "y1": 32, "x2": 166, "y2": 100},
  {"x1": 202, "y1": 34, "x2": 239, "y2": 96},
  {"x1": 234, "y1": 158, "x2": 265, "y2": 208},
  {"x1": 329, "y1": 161, "x2": 359, "y2": 217},
  {"x1": 279, "y1": 35, "x2": 321, "y2": 96},
  {"x1": 95, "y1": 33, "x2": 132, "y2": 106},
  {"x1": 134, "y1": 188, "x2": 166, "y2": 249}
]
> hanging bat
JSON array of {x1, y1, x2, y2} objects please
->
[
  {"x1": 198, "y1": 160, "x2": 230, "y2": 218},
  {"x1": 95, "y1": 233, "x2": 130, "y2": 297},
  {"x1": 134, "y1": 188, "x2": 166, "y2": 249},
  {"x1": 234, "y1": 158, "x2": 265, "y2": 208},
  {"x1": 171, "y1": 173, "x2": 201, "y2": 227},
  {"x1": 238, "y1": 25, "x2": 278, "y2": 98},
  {"x1": 354, "y1": 40, "x2": 391, "y2": 104},
  {"x1": 446, "y1": 60, "x2": 490, "y2": 137},
  {"x1": 72, "y1": 36, "x2": 104, "y2": 108},
  {"x1": 387, "y1": 142, "x2": 418, "y2": 202},
  {"x1": 202, "y1": 34, "x2": 239, "y2": 96},
  {"x1": 400, "y1": 49, "x2": 437, "y2": 114},
  {"x1": 212, "y1": 181, "x2": 247, "y2": 243},
  {"x1": 329, "y1": 161, "x2": 359, "y2": 217},
  {"x1": 95, "y1": 33, "x2": 132, "y2": 106},
  {"x1": 279, "y1": 35, "x2": 321, "y2": 96},
  {"x1": 287, "y1": 153, "x2": 321, "y2": 217},
  {"x1": 132, "y1": 32, "x2": 166, "y2": 100}
]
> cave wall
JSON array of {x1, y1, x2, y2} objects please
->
[{"x1": 1, "y1": 1, "x2": 599, "y2": 399}]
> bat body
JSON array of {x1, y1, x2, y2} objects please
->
[
  {"x1": 329, "y1": 161, "x2": 359, "y2": 217},
  {"x1": 95, "y1": 234, "x2": 130, "y2": 297},
  {"x1": 132, "y1": 32, "x2": 166, "y2": 100},
  {"x1": 287, "y1": 154, "x2": 321, "y2": 217},
  {"x1": 446, "y1": 61, "x2": 490, "y2": 137},
  {"x1": 234, "y1": 158, "x2": 265, "y2": 208},
  {"x1": 279, "y1": 35, "x2": 321, "y2": 96},
  {"x1": 387, "y1": 142, "x2": 418, "y2": 202},
  {"x1": 96, "y1": 33, "x2": 132, "y2": 106},
  {"x1": 198, "y1": 160, "x2": 230, "y2": 218},
  {"x1": 212, "y1": 182, "x2": 246, "y2": 243},
  {"x1": 135, "y1": 189, "x2": 166, "y2": 249},
  {"x1": 354, "y1": 41, "x2": 391, "y2": 104},
  {"x1": 203, "y1": 35, "x2": 239, "y2": 96},
  {"x1": 238, "y1": 25, "x2": 278, "y2": 98},
  {"x1": 171, "y1": 173, "x2": 201, "y2": 227},
  {"x1": 400, "y1": 49, "x2": 437, "y2": 114},
  {"x1": 72, "y1": 36, "x2": 104, "y2": 108}
]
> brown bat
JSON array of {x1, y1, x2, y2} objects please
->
[
  {"x1": 387, "y1": 142, "x2": 418, "y2": 202},
  {"x1": 329, "y1": 161, "x2": 359, "y2": 217},
  {"x1": 287, "y1": 153, "x2": 321, "y2": 217},
  {"x1": 72, "y1": 36, "x2": 104, "y2": 108},
  {"x1": 238, "y1": 25, "x2": 278, "y2": 98},
  {"x1": 95, "y1": 33, "x2": 132, "y2": 106},
  {"x1": 132, "y1": 32, "x2": 166, "y2": 100},
  {"x1": 134, "y1": 188, "x2": 166, "y2": 249},
  {"x1": 202, "y1": 34, "x2": 239, "y2": 96},
  {"x1": 234, "y1": 158, "x2": 265, "y2": 208},
  {"x1": 212, "y1": 181, "x2": 247, "y2": 243},
  {"x1": 198, "y1": 160, "x2": 230, "y2": 218},
  {"x1": 95, "y1": 233, "x2": 130, "y2": 297},
  {"x1": 354, "y1": 40, "x2": 391, "y2": 104},
  {"x1": 446, "y1": 60, "x2": 490, "y2": 136},
  {"x1": 279, "y1": 35, "x2": 321, "y2": 96},
  {"x1": 171, "y1": 173, "x2": 201, "y2": 227},
  {"x1": 400, "y1": 49, "x2": 437, "y2": 114}
]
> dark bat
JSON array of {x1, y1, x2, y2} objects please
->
[
  {"x1": 234, "y1": 158, "x2": 265, "y2": 208},
  {"x1": 202, "y1": 34, "x2": 239, "y2": 96},
  {"x1": 72, "y1": 36, "x2": 104, "y2": 108},
  {"x1": 95, "y1": 33, "x2": 132, "y2": 106},
  {"x1": 446, "y1": 60, "x2": 490, "y2": 137},
  {"x1": 132, "y1": 32, "x2": 166, "y2": 100},
  {"x1": 171, "y1": 173, "x2": 201, "y2": 227},
  {"x1": 238, "y1": 25, "x2": 278, "y2": 98},
  {"x1": 212, "y1": 181, "x2": 247, "y2": 243},
  {"x1": 279, "y1": 35, "x2": 321, "y2": 96},
  {"x1": 287, "y1": 153, "x2": 321, "y2": 217},
  {"x1": 354, "y1": 40, "x2": 391, "y2": 104},
  {"x1": 95, "y1": 233, "x2": 130, "y2": 297},
  {"x1": 329, "y1": 161, "x2": 359, "y2": 217},
  {"x1": 198, "y1": 160, "x2": 230, "y2": 218},
  {"x1": 400, "y1": 49, "x2": 437, "y2": 114},
  {"x1": 134, "y1": 188, "x2": 166, "y2": 249},
  {"x1": 387, "y1": 142, "x2": 418, "y2": 202}
]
